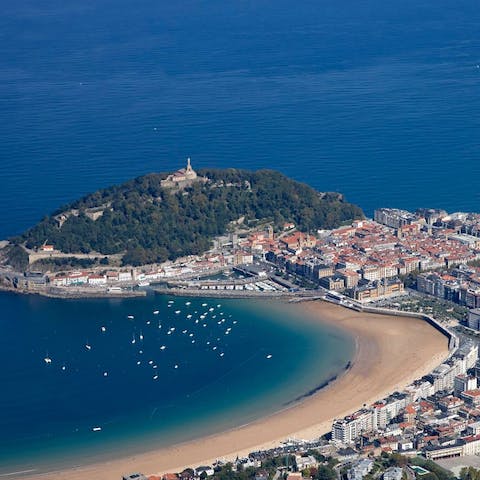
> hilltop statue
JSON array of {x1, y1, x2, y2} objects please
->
[{"x1": 161, "y1": 157, "x2": 200, "y2": 188}]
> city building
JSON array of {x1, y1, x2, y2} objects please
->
[
  {"x1": 348, "y1": 459, "x2": 374, "y2": 480},
  {"x1": 374, "y1": 208, "x2": 417, "y2": 229},
  {"x1": 468, "y1": 309, "x2": 480, "y2": 330},
  {"x1": 383, "y1": 468, "x2": 403, "y2": 480},
  {"x1": 454, "y1": 374, "x2": 477, "y2": 397}
]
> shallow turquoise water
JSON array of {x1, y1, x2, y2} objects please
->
[{"x1": 0, "y1": 291, "x2": 353, "y2": 474}]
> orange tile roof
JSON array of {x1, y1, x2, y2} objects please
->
[
  {"x1": 464, "y1": 389, "x2": 480, "y2": 397},
  {"x1": 162, "y1": 474, "x2": 178, "y2": 480}
]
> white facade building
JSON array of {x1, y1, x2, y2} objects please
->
[{"x1": 384, "y1": 468, "x2": 403, "y2": 480}]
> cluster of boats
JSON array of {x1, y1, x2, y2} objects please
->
[{"x1": 42, "y1": 297, "x2": 273, "y2": 436}]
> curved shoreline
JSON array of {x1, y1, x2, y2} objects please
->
[{"x1": 23, "y1": 300, "x2": 450, "y2": 480}]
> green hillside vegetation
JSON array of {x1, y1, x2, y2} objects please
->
[
  {"x1": 15, "y1": 169, "x2": 363, "y2": 266},
  {"x1": 0, "y1": 244, "x2": 29, "y2": 271}
]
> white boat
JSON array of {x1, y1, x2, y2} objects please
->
[
  {"x1": 127, "y1": 315, "x2": 134, "y2": 319},
  {"x1": 153, "y1": 375, "x2": 158, "y2": 380},
  {"x1": 266, "y1": 354, "x2": 273, "y2": 359},
  {"x1": 101, "y1": 326, "x2": 106, "y2": 332},
  {"x1": 139, "y1": 331, "x2": 144, "y2": 341},
  {"x1": 131, "y1": 334, "x2": 136, "y2": 344},
  {"x1": 160, "y1": 345, "x2": 166, "y2": 350},
  {"x1": 138, "y1": 281, "x2": 150, "y2": 287},
  {"x1": 85, "y1": 344, "x2": 92, "y2": 351},
  {"x1": 153, "y1": 310, "x2": 159, "y2": 315},
  {"x1": 92, "y1": 426, "x2": 102, "y2": 432},
  {"x1": 44, "y1": 356, "x2": 52, "y2": 364}
]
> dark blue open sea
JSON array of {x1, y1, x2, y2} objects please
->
[{"x1": 0, "y1": 0, "x2": 479, "y2": 473}]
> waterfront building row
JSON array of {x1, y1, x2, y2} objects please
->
[{"x1": 332, "y1": 343, "x2": 479, "y2": 447}]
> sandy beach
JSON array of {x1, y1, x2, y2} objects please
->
[{"x1": 25, "y1": 300, "x2": 449, "y2": 480}]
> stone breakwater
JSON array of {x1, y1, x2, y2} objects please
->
[{"x1": 0, "y1": 283, "x2": 147, "y2": 299}]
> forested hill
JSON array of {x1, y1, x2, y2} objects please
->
[{"x1": 15, "y1": 169, "x2": 364, "y2": 266}]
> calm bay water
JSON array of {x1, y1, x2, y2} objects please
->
[
  {"x1": 1, "y1": 0, "x2": 480, "y2": 472},
  {"x1": 0, "y1": 292, "x2": 353, "y2": 474}
]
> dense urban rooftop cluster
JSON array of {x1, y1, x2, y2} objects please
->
[
  {"x1": 10, "y1": 206, "x2": 480, "y2": 304},
  {"x1": 261, "y1": 208, "x2": 480, "y2": 302},
  {"x1": 331, "y1": 342, "x2": 480, "y2": 460}
]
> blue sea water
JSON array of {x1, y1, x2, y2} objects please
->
[
  {"x1": 0, "y1": 292, "x2": 353, "y2": 474},
  {"x1": 1, "y1": 0, "x2": 480, "y2": 473},
  {"x1": 1, "y1": 0, "x2": 480, "y2": 241}
]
